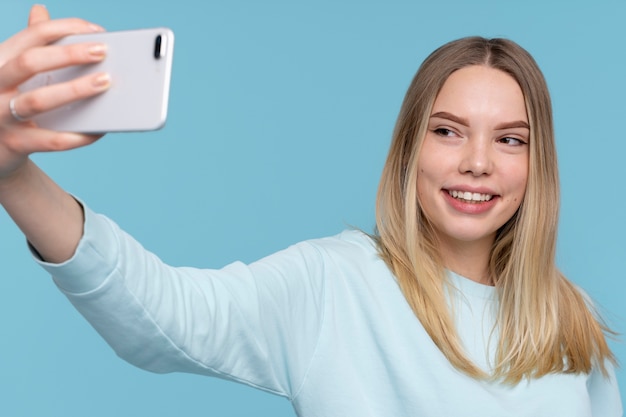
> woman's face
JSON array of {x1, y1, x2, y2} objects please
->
[{"x1": 417, "y1": 65, "x2": 529, "y2": 251}]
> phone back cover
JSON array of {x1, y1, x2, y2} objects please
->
[{"x1": 19, "y1": 28, "x2": 174, "y2": 133}]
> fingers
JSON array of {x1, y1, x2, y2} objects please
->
[
  {"x1": 22, "y1": 18, "x2": 105, "y2": 48},
  {"x1": 0, "y1": 125, "x2": 102, "y2": 180},
  {"x1": 28, "y1": 4, "x2": 51, "y2": 26},
  {"x1": 0, "y1": 41, "x2": 107, "y2": 90},
  {"x1": 4, "y1": 71, "x2": 111, "y2": 123},
  {"x1": 0, "y1": 17, "x2": 104, "y2": 68},
  {"x1": 0, "y1": 7, "x2": 106, "y2": 180},
  {"x1": 2, "y1": 125, "x2": 101, "y2": 155},
  {"x1": 0, "y1": 7, "x2": 111, "y2": 127}
]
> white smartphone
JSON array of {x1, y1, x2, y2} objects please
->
[{"x1": 18, "y1": 27, "x2": 175, "y2": 133}]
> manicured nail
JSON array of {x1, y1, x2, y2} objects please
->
[
  {"x1": 63, "y1": 132, "x2": 86, "y2": 141},
  {"x1": 92, "y1": 73, "x2": 111, "y2": 90},
  {"x1": 87, "y1": 44, "x2": 107, "y2": 59},
  {"x1": 89, "y1": 23, "x2": 105, "y2": 32}
]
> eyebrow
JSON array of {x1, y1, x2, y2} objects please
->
[{"x1": 430, "y1": 111, "x2": 530, "y2": 130}]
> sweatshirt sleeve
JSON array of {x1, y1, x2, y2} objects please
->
[
  {"x1": 587, "y1": 360, "x2": 623, "y2": 417},
  {"x1": 33, "y1": 204, "x2": 327, "y2": 399}
]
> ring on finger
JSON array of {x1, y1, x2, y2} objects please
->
[{"x1": 9, "y1": 97, "x2": 29, "y2": 122}]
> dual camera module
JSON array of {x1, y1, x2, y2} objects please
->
[{"x1": 153, "y1": 34, "x2": 166, "y2": 59}]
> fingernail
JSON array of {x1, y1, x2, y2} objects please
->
[
  {"x1": 89, "y1": 23, "x2": 105, "y2": 32},
  {"x1": 92, "y1": 73, "x2": 111, "y2": 90},
  {"x1": 87, "y1": 44, "x2": 107, "y2": 59},
  {"x1": 62, "y1": 132, "x2": 85, "y2": 141}
]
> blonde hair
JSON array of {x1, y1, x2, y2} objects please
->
[{"x1": 375, "y1": 37, "x2": 616, "y2": 383}]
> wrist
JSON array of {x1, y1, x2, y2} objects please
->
[{"x1": 0, "y1": 158, "x2": 34, "y2": 202}]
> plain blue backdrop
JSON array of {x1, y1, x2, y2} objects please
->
[{"x1": 1, "y1": 1, "x2": 624, "y2": 415}]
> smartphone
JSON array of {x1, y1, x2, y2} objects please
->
[{"x1": 18, "y1": 27, "x2": 174, "y2": 133}]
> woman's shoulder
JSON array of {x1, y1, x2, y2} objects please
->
[{"x1": 303, "y1": 229, "x2": 379, "y2": 260}]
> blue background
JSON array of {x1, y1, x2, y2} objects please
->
[{"x1": 1, "y1": 0, "x2": 624, "y2": 415}]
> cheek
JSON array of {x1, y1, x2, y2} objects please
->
[
  {"x1": 416, "y1": 151, "x2": 440, "y2": 186},
  {"x1": 416, "y1": 166, "x2": 434, "y2": 203},
  {"x1": 507, "y1": 166, "x2": 529, "y2": 205},
  {"x1": 516, "y1": 165, "x2": 529, "y2": 195},
  {"x1": 416, "y1": 168, "x2": 425, "y2": 193},
  {"x1": 416, "y1": 167, "x2": 441, "y2": 221}
]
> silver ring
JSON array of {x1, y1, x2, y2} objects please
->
[{"x1": 9, "y1": 97, "x2": 28, "y2": 122}]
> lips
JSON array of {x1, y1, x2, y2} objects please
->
[{"x1": 442, "y1": 188, "x2": 499, "y2": 215}]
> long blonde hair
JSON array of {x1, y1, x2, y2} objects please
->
[{"x1": 375, "y1": 37, "x2": 615, "y2": 383}]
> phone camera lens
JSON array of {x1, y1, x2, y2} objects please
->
[{"x1": 154, "y1": 35, "x2": 162, "y2": 59}]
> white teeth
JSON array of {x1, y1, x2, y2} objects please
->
[{"x1": 448, "y1": 190, "x2": 493, "y2": 202}]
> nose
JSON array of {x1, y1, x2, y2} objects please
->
[{"x1": 458, "y1": 136, "x2": 493, "y2": 176}]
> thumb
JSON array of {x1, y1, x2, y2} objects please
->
[{"x1": 28, "y1": 4, "x2": 51, "y2": 26}]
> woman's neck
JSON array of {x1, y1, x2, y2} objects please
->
[{"x1": 437, "y1": 235, "x2": 494, "y2": 286}]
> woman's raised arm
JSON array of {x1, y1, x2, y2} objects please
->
[{"x1": 0, "y1": 5, "x2": 110, "y2": 263}]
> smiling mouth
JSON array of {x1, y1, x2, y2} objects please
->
[{"x1": 447, "y1": 190, "x2": 494, "y2": 203}]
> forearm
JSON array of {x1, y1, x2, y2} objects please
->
[
  {"x1": 0, "y1": 6, "x2": 110, "y2": 264},
  {"x1": 0, "y1": 158, "x2": 83, "y2": 263}
]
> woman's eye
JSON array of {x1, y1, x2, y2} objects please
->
[
  {"x1": 499, "y1": 137, "x2": 526, "y2": 146},
  {"x1": 433, "y1": 128, "x2": 456, "y2": 137}
]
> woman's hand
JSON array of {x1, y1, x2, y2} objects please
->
[
  {"x1": 0, "y1": 6, "x2": 112, "y2": 263},
  {"x1": 0, "y1": 5, "x2": 110, "y2": 180}
]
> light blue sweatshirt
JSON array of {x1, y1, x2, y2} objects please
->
[{"x1": 36, "y1": 205, "x2": 622, "y2": 417}]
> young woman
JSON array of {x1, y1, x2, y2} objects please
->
[{"x1": 0, "y1": 5, "x2": 621, "y2": 416}]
